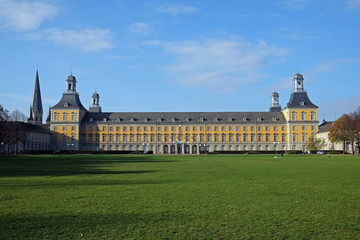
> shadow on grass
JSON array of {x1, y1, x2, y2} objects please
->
[
  {"x1": 0, "y1": 155, "x2": 175, "y2": 177},
  {"x1": 0, "y1": 210, "x2": 189, "y2": 239}
]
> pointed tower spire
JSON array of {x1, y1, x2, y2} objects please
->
[{"x1": 28, "y1": 69, "x2": 43, "y2": 124}]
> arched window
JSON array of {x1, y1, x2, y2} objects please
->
[
  {"x1": 236, "y1": 134, "x2": 240, "y2": 142},
  {"x1": 123, "y1": 134, "x2": 127, "y2": 143},
  {"x1": 102, "y1": 134, "x2": 106, "y2": 142},
  {"x1": 243, "y1": 134, "x2": 248, "y2": 143},
  {"x1": 273, "y1": 133, "x2": 278, "y2": 142},
  {"x1": 258, "y1": 134, "x2": 262, "y2": 142},
  {"x1": 136, "y1": 134, "x2": 141, "y2": 142},
  {"x1": 164, "y1": 134, "x2": 168, "y2": 142},
  {"x1": 88, "y1": 134, "x2": 93, "y2": 142},
  {"x1": 214, "y1": 134, "x2": 219, "y2": 142},
  {"x1": 229, "y1": 134, "x2": 233, "y2": 142},
  {"x1": 116, "y1": 134, "x2": 120, "y2": 143},
  {"x1": 221, "y1": 134, "x2": 226, "y2": 142},
  {"x1": 109, "y1": 134, "x2": 113, "y2": 143},
  {"x1": 207, "y1": 134, "x2": 211, "y2": 143},
  {"x1": 185, "y1": 134, "x2": 190, "y2": 142},
  {"x1": 130, "y1": 134, "x2": 134, "y2": 143},
  {"x1": 54, "y1": 112, "x2": 58, "y2": 122},
  {"x1": 301, "y1": 112, "x2": 306, "y2": 121}
]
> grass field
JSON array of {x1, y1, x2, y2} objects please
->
[{"x1": 0, "y1": 154, "x2": 359, "y2": 239}]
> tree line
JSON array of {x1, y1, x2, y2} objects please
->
[
  {"x1": 329, "y1": 107, "x2": 360, "y2": 154},
  {"x1": 0, "y1": 105, "x2": 27, "y2": 154}
]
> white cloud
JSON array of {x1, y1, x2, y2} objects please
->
[
  {"x1": 346, "y1": 0, "x2": 360, "y2": 9},
  {"x1": 151, "y1": 38, "x2": 289, "y2": 93},
  {"x1": 0, "y1": 0, "x2": 58, "y2": 31},
  {"x1": 128, "y1": 22, "x2": 152, "y2": 35},
  {"x1": 156, "y1": 3, "x2": 197, "y2": 15},
  {"x1": 44, "y1": 28, "x2": 113, "y2": 52}
]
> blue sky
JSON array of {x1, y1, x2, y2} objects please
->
[{"x1": 0, "y1": 0, "x2": 359, "y2": 121}]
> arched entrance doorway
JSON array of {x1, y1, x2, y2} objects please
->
[
  {"x1": 170, "y1": 145, "x2": 176, "y2": 154},
  {"x1": 184, "y1": 145, "x2": 190, "y2": 154},
  {"x1": 177, "y1": 144, "x2": 182, "y2": 154},
  {"x1": 163, "y1": 145, "x2": 169, "y2": 154},
  {"x1": 192, "y1": 145, "x2": 197, "y2": 154}
]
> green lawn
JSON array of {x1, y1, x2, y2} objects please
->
[{"x1": 0, "y1": 154, "x2": 359, "y2": 239}]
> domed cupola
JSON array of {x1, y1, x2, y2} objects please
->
[
  {"x1": 269, "y1": 91, "x2": 281, "y2": 112},
  {"x1": 89, "y1": 91, "x2": 102, "y2": 113},
  {"x1": 293, "y1": 73, "x2": 304, "y2": 92}
]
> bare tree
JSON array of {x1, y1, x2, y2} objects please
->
[{"x1": 9, "y1": 109, "x2": 27, "y2": 122}]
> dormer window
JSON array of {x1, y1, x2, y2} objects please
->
[
  {"x1": 243, "y1": 118, "x2": 247, "y2": 122},
  {"x1": 228, "y1": 118, "x2": 233, "y2": 122},
  {"x1": 272, "y1": 118, "x2": 277, "y2": 122},
  {"x1": 300, "y1": 101, "x2": 305, "y2": 106},
  {"x1": 214, "y1": 118, "x2": 218, "y2": 122},
  {"x1": 144, "y1": 118, "x2": 149, "y2": 122},
  {"x1": 103, "y1": 118, "x2": 106, "y2": 122},
  {"x1": 257, "y1": 118, "x2": 262, "y2": 122},
  {"x1": 157, "y1": 118, "x2": 162, "y2": 122},
  {"x1": 199, "y1": 118, "x2": 203, "y2": 122},
  {"x1": 172, "y1": 118, "x2": 178, "y2": 122},
  {"x1": 64, "y1": 102, "x2": 69, "y2": 107}
]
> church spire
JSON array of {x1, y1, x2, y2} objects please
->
[{"x1": 28, "y1": 69, "x2": 43, "y2": 124}]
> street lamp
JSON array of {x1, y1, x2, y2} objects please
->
[{"x1": 273, "y1": 142, "x2": 279, "y2": 154}]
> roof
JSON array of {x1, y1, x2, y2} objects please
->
[
  {"x1": 285, "y1": 92, "x2": 318, "y2": 109},
  {"x1": 51, "y1": 93, "x2": 87, "y2": 111},
  {"x1": 6, "y1": 122, "x2": 51, "y2": 134},
  {"x1": 317, "y1": 121, "x2": 334, "y2": 133},
  {"x1": 81, "y1": 111, "x2": 287, "y2": 124}
]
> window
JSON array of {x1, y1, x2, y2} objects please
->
[
  {"x1": 292, "y1": 112, "x2": 296, "y2": 121},
  {"x1": 157, "y1": 134, "x2": 162, "y2": 142},
  {"x1": 130, "y1": 134, "x2": 134, "y2": 142},
  {"x1": 273, "y1": 134, "x2": 278, "y2": 142},
  {"x1": 222, "y1": 126, "x2": 226, "y2": 131},
  {"x1": 274, "y1": 126, "x2": 277, "y2": 131},
  {"x1": 53, "y1": 134, "x2": 58, "y2": 142},
  {"x1": 109, "y1": 127, "x2": 113, "y2": 131},
  {"x1": 116, "y1": 134, "x2": 120, "y2": 143},
  {"x1": 54, "y1": 112, "x2": 58, "y2": 122},
  {"x1": 158, "y1": 126, "x2": 162, "y2": 132},
  {"x1": 243, "y1": 126, "x2": 247, "y2": 131},
  {"x1": 229, "y1": 126, "x2": 233, "y2": 131},
  {"x1": 192, "y1": 134, "x2": 197, "y2": 142},
  {"x1": 200, "y1": 134, "x2": 204, "y2": 142},
  {"x1": 302, "y1": 133, "x2": 306, "y2": 143},
  {"x1": 62, "y1": 134, "x2": 66, "y2": 143},
  {"x1": 265, "y1": 126, "x2": 269, "y2": 131},
  {"x1": 236, "y1": 126, "x2": 240, "y2": 131},
  {"x1": 178, "y1": 134, "x2": 183, "y2": 141},
  {"x1": 207, "y1": 134, "x2": 211, "y2": 143},
  {"x1": 214, "y1": 134, "x2": 219, "y2": 142},
  {"x1": 144, "y1": 126, "x2": 148, "y2": 131},
  {"x1": 292, "y1": 126, "x2": 296, "y2": 131},
  {"x1": 151, "y1": 134, "x2": 155, "y2": 142},
  {"x1": 130, "y1": 127, "x2": 134, "y2": 132},
  {"x1": 123, "y1": 126, "x2": 127, "y2": 131},
  {"x1": 302, "y1": 126, "x2": 306, "y2": 131},
  {"x1": 221, "y1": 134, "x2": 226, "y2": 142},
  {"x1": 301, "y1": 112, "x2": 306, "y2": 121},
  {"x1": 229, "y1": 134, "x2": 233, "y2": 142},
  {"x1": 282, "y1": 126, "x2": 285, "y2": 131},
  {"x1": 102, "y1": 134, "x2": 106, "y2": 142},
  {"x1": 214, "y1": 126, "x2": 218, "y2": 131},
  {"x1": 282, "y1": 134, "x2": 286, "y2": 142},
  {"x1": 236, "y1": 134, "x2": 240, "y2": 142},
  {"x1": 89, "y1": 126, "x2": 93, "y2": 132},
  {"x1": 136, "y1": 134, "x2": 141, "y2": 142},
  {"x1": 53, "y1": 126, "x2": 57, "y2": 131},
  {"x1": 63, "y1": 126, "x2": 66, "y2": 131},
  {"x1": 144, "y1": 134, "x2": 148, "y2": 142},
  {"x1": 200, "y1": 126, "x2": 204, "y2": 131},
  {"x1": 122, "y1": 145, "x2": 126, "y2": 150},
  {"x1": 292, "y1": 133, "x2": 297, "y2": 143},
  {"x1": 123, "y1": 134, "x2": 127, "y2": 143},
  {"x1": 116, "y1": 127, "x2": 120, "y2": 131},
  {"x1": 171, "y1": 134, "x2": 175, "y2": 142},
  {"x1": 185, "y1": 126, "x2": 189, "y2": 131},
  {"x1": 243, "y1": 134, "x2": 248, "y2": 142},
  {"x1": 171, "y1": 126, "x2": 175, "y2": 131},
  {"x1": 258, "y1": 134, "x2": 262, "y2": 142},
  {"x1": 250, "y1": 134, "x2": 255, "y2": 142},
  {"x1": 109, "y1": 145, "x2": 112, "y2": 151},
  {"x1": 258, "y1": 126, "x2": 262, "y2": 131},
  {"x1": 137, "y1": 127, "x2": 140, "y2": 131},
  {"x1": 244, "y1": 145, "x2": 247, "y2": 151},
  {"x1": 229, "y1": 145, "x2": 232, "y2": 151},
  {"x1": 193, "y1": 126, "x2": 197, "y2": 131},
  {"x1": 251, "y1": 126, "x2": 255, "y2": 131},
  {"x1": 71, "y1": 112, "x2": 76, "y2": 122},
  {"x1": 71, "y1": 126, "x2": 75, "y2": 131},
  {"x1": 310, "y1": 112, "x2": 315, "y2": 121},
  {"x1": 63, "y1": 113, "x2": 67, "y2": 122},
  {"x1": 265, "y1": 134, "x2": 270, "y2": 142},
  {"x1": 207, "y1": 126, "x2": 211, "y2": 131},
  {"x1": 311, "y1": 126, "x2": 316, "y2": 131},
  {"x1": 164, "y1": 126, "x2": 168, "y2": 131},
  {"x1": 103, "y1": 127, "x2": 106, "y2": 131},
  {"x1": 151, "y1": 127, "x2": 155, "y2": 131},
  {"x1": 95, "y1": 134, "x2": 99, "y2": 142},
  {"x1": 164, "y1": 134, "x2": 168, "y2": 142}
]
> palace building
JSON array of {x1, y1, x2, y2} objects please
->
[{"x1": 44, "y1": 72, "x2": 319, "y2": 154}]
